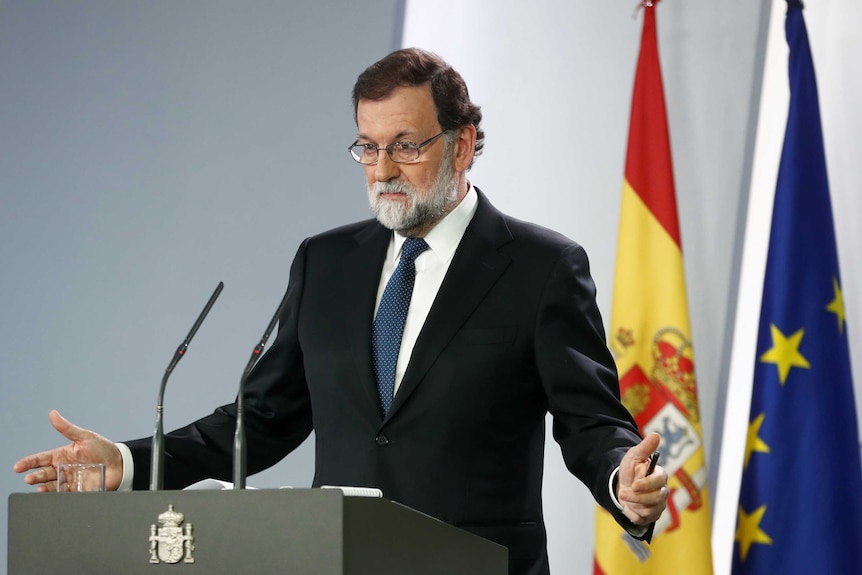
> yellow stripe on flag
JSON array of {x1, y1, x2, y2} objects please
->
[{"x1": 612, "y1": 180, "x2": 692, "y2": 377}]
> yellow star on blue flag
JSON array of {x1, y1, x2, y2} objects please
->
[
  {"x1": 758, "y1": 325, "x2": 809, "y2": 385},
  {"x1": 825, "y1": 277, "x2": 846, "y2": 334}
]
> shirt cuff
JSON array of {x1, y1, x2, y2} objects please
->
[
  {"x1": 115, "y1": 442, "x2": 134, "y2": 492},
  {"x1": 609, "y1": 466, "x2": 624, "y2": 511}
]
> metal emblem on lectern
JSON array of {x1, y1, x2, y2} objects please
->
[{"x1": 149, "y1": 505, "x2": 195, "y2": 564}]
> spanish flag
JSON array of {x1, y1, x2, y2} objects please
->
[{"x1": 594, "y1": 3, "x2": 713, "y2": 574}]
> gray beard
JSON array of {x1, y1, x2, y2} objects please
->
[{"x1": 367, "y1": 151, "x2": 458, "y2": 235}]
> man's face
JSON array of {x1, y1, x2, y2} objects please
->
[{"x1": 356, "y1": 85, "x2": 457, "y2": 236}]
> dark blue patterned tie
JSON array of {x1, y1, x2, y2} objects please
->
[{"x1": 372, "y1": 237, "x2": 429, "y2": 417}]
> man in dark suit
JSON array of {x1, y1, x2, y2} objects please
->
[{"x1": 16, "y1": 48, "x2": 668, "y2": 575}]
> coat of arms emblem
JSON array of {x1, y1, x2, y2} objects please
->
[{"x1": 149, "y1": 505, "x2": 195, "y2": 564}]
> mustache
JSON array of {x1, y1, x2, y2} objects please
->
[{"x1": 371, "y1": 180, "x2": 413, "y2": 196}]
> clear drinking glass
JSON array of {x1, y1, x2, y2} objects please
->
[{"x1": 56, "y1": 463, "x2": 106, "y2": 492}]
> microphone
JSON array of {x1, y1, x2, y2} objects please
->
[
  {"x1": 150, "y1": 281, "x2": 224, "y2": 491},
  {"x1": 233, "y1": 287, "x2": 291, "y2": 489}
]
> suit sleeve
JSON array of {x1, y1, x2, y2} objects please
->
[
  {"x1": 534, "y1": 242, "x2": 651, "y2": 538},
  {"x1": 125, "y1": 240, "x2": 315, "y2": 490}
]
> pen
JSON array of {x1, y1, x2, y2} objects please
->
[{"x1": 646, "y1": 451, "x2": 660, "y2": 476}]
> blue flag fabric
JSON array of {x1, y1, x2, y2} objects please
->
[{"x1": 731, "y1": 2, "x2": 862, "y2": 573}]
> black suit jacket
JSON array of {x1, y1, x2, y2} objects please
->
[{"x1": 127, "y1": 189, "x2": 644, "y2": 575}]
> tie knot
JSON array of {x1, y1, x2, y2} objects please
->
[{"x1": 401, "y1": 237, "x2": 429, "y2": 263}]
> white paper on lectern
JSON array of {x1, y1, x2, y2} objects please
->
[
  {"x1": 182, "y1": 479, "x2": 381, "y2": 497},
  {"x1": 182, "y1": 478, "x2": 259, "y2": 490},
  {"x1": 320, "y1": 485, "x2": 383, "y2": 497}
]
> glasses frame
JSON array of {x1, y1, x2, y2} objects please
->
[{"x1": 348, "y1": 130, "x2": 449, "y2": 165}]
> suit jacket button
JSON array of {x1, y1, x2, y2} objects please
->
[{"x1": 375, "y1": 435, "x2": 389, "y2": 446}]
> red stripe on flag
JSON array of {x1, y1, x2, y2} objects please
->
[{"x1": 624, "y1": 5, "x2": 681, "y2": 248}]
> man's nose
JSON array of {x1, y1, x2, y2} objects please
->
[{"x1": 374, "y1": 150, "x2": 400, "y2": 182}]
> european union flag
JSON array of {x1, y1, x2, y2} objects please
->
[{"x1": 732, "y1": 1, "x2": 862, "y2": 573}]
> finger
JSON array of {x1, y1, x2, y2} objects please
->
[
  {"x1": 624, "y1": 503, "x2": 663, "y2": 525},
  {"x1": 628, "y1": 432, "x2": 661, "y2": 462},
  {"x1": 49, "y1": 410, "x2": 93, "y2": 443},
  {"x1": 622, "y1": 500, "x2": 658, "y2": 525},
  {"x1": 621, "y1": 482, "x2": 668, "y2": 506},
  {"x1": 22, "y1": 465, "x2": 58, "y2": 486},
  {"x1": 633, "y1": 465, "x2": 668, "y2": 491},
  {"x1": 13, "y1": 450, "x2": 59, "y2": 473},
  {"x1": 622, "y1": 485, "x2": 669, "y2": 524},
  {"x1": 37, "y1": 480, "x2": 58, "y2": 493},
  {"x1": 629, "y1": 434, "x2": 662, "y2": 482}
]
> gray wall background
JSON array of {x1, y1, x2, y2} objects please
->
[
  {"x1": 0, "y1": 1, "x2": 401, "y2": 570},
  {"x1": 2, "y1": 2, "x2": 857, "y2": 574}
]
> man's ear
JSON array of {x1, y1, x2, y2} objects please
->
[{"x1": 452, "y1": 125, "x2": 477, "y2": 172}]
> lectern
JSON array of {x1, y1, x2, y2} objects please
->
[{"x1": 8, "y1": 489, "x2": 506, "y2": 574}]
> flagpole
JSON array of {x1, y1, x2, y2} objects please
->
[{"x1": 710, "y1": 0, "x2": 788, "y2": 573}]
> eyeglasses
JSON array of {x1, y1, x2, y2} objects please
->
[{"x1": 348, "y1": 130, "x2": 448, "y2": 165}]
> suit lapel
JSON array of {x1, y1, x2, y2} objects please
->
[
  {"x1": 388, "y1": 190, "x2": 513, "y2": 419},
  {"x1": 342, "y1": 221, "x2": 391, "y2": 415}
]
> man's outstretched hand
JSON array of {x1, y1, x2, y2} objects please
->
[
  {"x1": 617, "y1": 432, "x2": 669, "y2": 525},
  {"x1": 13, "y1": 410, "x2": 123, "y2": 491}
]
